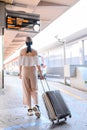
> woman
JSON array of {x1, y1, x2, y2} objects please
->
[{"x1": 18, "y1": 36, "x2": 44, "y2": 118}]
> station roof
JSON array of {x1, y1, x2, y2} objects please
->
[
  {"x1": 0, "y1": 0, "x2": 79, "y2": 60},
  {"x1": 65, "y1": 28, "x2": 87, "y2": 44}
]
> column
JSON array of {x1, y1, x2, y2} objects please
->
[
  {"x1": 0, "y1": 2, "x2": 6, "y2": 88},
  {"x1": 82, "y1": 40, "x2": 85, "y2": 65}
]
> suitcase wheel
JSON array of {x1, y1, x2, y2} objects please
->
[
  {"x1": 57, "y1": 119, "x2": 59, "y2": 124},
  {"x1": 69, "y1": 114, "x2": 72, "y2": 118}
]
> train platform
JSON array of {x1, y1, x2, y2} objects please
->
[{"x1": 0, "y1": 74, "x2": 87, "y2": 130}]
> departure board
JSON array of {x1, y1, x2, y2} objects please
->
[{"x1": 6, "y1": 10, "x2": 40, "y2": 32}]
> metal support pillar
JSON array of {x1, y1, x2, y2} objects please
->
[
  {"x1": 0, "y1": 2, "x2": 6, "y2": 88},
  {"x1": 82, "y1": 40, "x2": 85, "y2": 65},
  {"x1": 63, "y1": 40, "x2": 67, "y2": 85}
]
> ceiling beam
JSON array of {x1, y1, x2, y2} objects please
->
[{"x1": 0, "y1": 0, "x2": 13, "y2": 4}]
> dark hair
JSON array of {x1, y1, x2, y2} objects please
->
[
  {"x1": 27, "y1": 36, "x2": 32, "y2": 42},
  {"x1": 26, "y1": 37, "x2": 33, "y2": 53}
]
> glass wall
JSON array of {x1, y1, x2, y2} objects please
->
[
  {"x1": 66, "y1": 41, "x2": 82, "y2": 65},
  {"x1": 43, "y1": 47, "x2": 64, "y2": 67},
  {"x1": 42, "y1": 39, "x2": 87, "y2": 67}
]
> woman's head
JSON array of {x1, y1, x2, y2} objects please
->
[
  {"x1": 26, "y1": 36, "x2": 33, "y2": 53},
  {"x1": 26, "y1": 36, "x2": 32, "y2": 46}
]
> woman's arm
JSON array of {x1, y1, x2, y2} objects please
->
[
  {"x1": 33, "y1": 50, "x2": 44, "y2": 79},
  {"x1": 19, "y1": 65, "x2": 22, "y2": 79},
  {"x1": 18, "y1": 51, "x2": 22, "y2": 79},
  {"x1": 37, "y1": 65, "x2": 44, "y2": 80}
]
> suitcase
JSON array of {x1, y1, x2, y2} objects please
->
[{"x1": 41, "y1": 79, "x2": 71, "y2": 123}]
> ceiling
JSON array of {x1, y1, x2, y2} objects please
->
[{"x1": 0, "y1": 0, "x2": 79, "y2": 60}]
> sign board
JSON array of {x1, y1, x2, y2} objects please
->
[{"x1": 6, "y1": 10, "x2": 40, "y2": 32}]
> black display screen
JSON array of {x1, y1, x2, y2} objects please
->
[{"x1": 6, "y1": 10, "x2": 40, "y2": 32}]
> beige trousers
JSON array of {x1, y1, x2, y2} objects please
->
[{"x1": 22, "y1": 66, "x2": 38, "y2": 108}]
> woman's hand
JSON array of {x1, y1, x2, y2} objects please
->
[
  {"x1": 18, "y1": 73, "x2": 22, "y2": 79},
  {"x1": 37, "y1": 65, "x2": 45, "y2": 80},
  {"x1": 39, "y1": 74, "x2": 45, "y2": 80}
]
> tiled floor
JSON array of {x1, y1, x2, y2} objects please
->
[{"x1": 0, "y1": 75, "x2": 87, "y2": 130}]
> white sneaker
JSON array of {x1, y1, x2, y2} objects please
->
[
  {"x1": 33, "y1": 105, "x2": 41, "y2": 118},
  {"x1": 27, "y1": 109, "x2": 33, "y2": 116}
]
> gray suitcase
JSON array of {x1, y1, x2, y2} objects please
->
[{"x1": 41, "y1": 79, "x2": 71, "y2": 123}]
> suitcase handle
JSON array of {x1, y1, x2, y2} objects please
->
[{"x1": 40, "y1": 78, "x2": 50, "y2": 92}]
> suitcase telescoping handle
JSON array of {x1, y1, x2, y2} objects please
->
[{"x1": 40, "y1": 78, "x2": 50, "y2": 92}]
